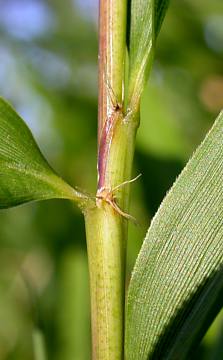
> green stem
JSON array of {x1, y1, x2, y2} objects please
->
[
  {"x1": 98, "y1": 0, "x2": 127, "y2": 138},
  {"x1": 84, "y1": 115, "x2": 137, "y2": 359},
  {"x1": 85, "y1": 0, "x2": 130, "y2": 360},
  {"x1": 84, "y1": 1, "x2": 141, "y2": 359},
  {"x1": 85, "y1": 205, "x2": 124, "y2": 359}
]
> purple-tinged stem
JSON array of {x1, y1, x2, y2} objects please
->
[{"x1": 98, "y1": 0, "x2": 126, "y2": 165}]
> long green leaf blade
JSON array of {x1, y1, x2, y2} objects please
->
[
  {"x1": 126, "y1": 111, "x2": 223, "y2": 359},
  {"x1": 0, "y1": 97, "x2": 86, "y2": 209}
]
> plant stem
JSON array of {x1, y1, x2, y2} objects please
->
[
  {"x1": 84, "y1": 116, "x2": 137, "y2": 359},
  {"x1": 84, "y1": 1, "x2": 140, "y2": 359},
  {"x1": 85, "y1": 205, "x2": 124, "y2": 359},
  {"x1": 98, "y1": 0, "x2": 126, "y2": 139}
]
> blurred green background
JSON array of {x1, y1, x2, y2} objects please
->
[{"x1": 0, "y1": 0, "x2": 222, "y2": 359}]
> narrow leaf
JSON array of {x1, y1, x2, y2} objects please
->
[
  {"x1": 128, "y1": 0, "x2": 169, "y2": 110},
  {"x1": 128, "y1": 0, "x2": 154, "y2": 108},
  {"x1": 155, "y1": 0, "x2": 170, "y2": 36},
  {"x1": 0, "y1": 97, "x2": 86, "y2": 209},
  {"x1": 126, "y1": 111, "x2": 223, "y2": 359}
]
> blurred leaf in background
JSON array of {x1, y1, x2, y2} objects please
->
[{"x1": 0, "y1": 0, "x2": 222, "y2": 359}]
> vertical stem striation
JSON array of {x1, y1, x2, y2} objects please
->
[
  {"x1": 85, "y1": 205, "x2": 124, "y2": 359},
  {"x1": 84, "y1": 1, "x2": 139, "y2": 359},
  {"x1": 98, "y1": 0, "x2": 126, "y2": 141}
]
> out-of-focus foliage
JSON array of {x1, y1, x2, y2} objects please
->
[{"x1": 0, "y1": 0, "x2": 222, "y2": 359}]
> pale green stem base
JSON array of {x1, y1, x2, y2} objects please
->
[
  {"x1": 85, "y1": 205, "x2": 125, "y2": 360},
  {"x1": 84, "y1": 117, "x2": 138, "y2": 360}
]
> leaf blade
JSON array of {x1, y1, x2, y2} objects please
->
[
  {"x1": 127, "y1": 0, "x2": 169, "y2": 111},
  {"x1": 155, "y1": 0, "x2": 170, "y2": 36},
  {"x1": 0, "y1": 97, "x2": 86, "y2": 209},
  {"x1": 128, "y1": 0, "x2": 154, "y2": 110},
  {"x1": 126, "y1": 111, "x2": 223, "y2": 359}
]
